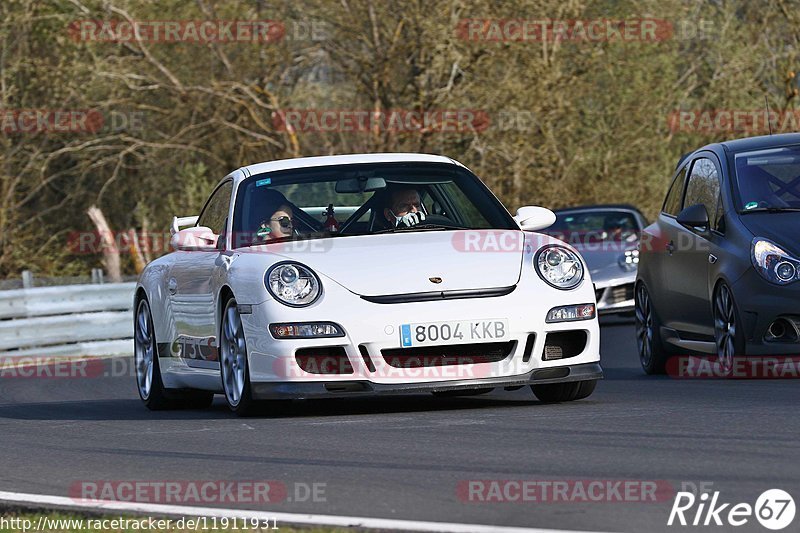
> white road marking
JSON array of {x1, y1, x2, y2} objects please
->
[{"x1": 0, "y1": 490, "x2": 612, "y2": 533}]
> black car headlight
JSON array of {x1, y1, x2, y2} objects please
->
[
  {"x1": 751, "y1": 238, "x2": 800, "y2": 285},
  {"x1": 265, "y1": 262, "x2": 322, "y2": 307},
  {"x1": 535, "y1": 245, "x2": 584, "y2": 290}
]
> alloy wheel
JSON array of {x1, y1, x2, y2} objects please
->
[
  {"x1": 221, "y1": 301, "x2": 247, "y2": 406},
  {"x1": 635, "y1": 284, "x2": 654, "y2": 367},
  {"x1": 134, "y1": 299, "x2": 154, "y2": 400},
  {"x1": 713, "y1": 285, "x2": 737, "y2": 374}
]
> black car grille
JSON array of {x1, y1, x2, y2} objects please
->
[
  {"x1": 542, "y1": 331, "x2": 588, "y2": 360},
  {"x1": 381, "y1": 341, "x2": 516, "y2": 368},
  {"x1": 295, "y1": 347, "x2": 354, "y2": 374}
]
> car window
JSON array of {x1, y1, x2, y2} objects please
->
[
  {"x1": 231, "y1": 162, "x2": 516, "y2": 246},
  {"x1": 547, "y1": 210, "x2": 639, "y2": 243},
  {"x1": 684, "y1": 158, "x2": 721, "y2": 230},
  {"x1": 432, "y1": 182, "x2": 492, "y2": 228},
  {"x1": 198, "y1": 180, "x2": 233, "y2": 235},
  {"x1": 735, "y1": 146, "x2": 800, "y2": 210},
  {"x1": 662, "y1": 166, "x2": 687, "y2": 217}
]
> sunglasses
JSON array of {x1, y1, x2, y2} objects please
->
[{"x1": 270, "y1": 216, "x2": 294, "y2": 229}]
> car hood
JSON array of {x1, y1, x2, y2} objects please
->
[
  {"x1": 258, "y1": 230, "x2": 524, "y2": 296},
  {"x1": 739, "y1": 213, "x2": 800, "y2": 256}
]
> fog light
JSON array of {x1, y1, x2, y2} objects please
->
[
  {"x1": 546, "y1": 304, "x2": 596, "y2": 323},
  {"x1": 269, "y1": 322, "x2": 345, "y2": 339}
]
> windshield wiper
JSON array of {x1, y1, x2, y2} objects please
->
[
  {"x1": 741, "y1": 207, "x2": 800, "y2": 214},
  {"x1": 373, "y1": 223, "x2": 470, "y2": 234}
]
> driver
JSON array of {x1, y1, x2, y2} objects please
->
[{"x1": 383, "y1": 186, "x2": 426, "y2": 228}]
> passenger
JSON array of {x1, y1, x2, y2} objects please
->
[{"x1": 253, "y1": 189, "x2": 295, "y2": 241}]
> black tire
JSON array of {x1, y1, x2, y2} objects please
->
[
  {"x1": 531, "y1": 379, "x2": 597, "y2": 403},
  {"x1": 432, "y1": 388, "x2": 494, "y2": 397},
  {"x1": 135, "y1": 298, "x2": 215, "y2": 410},
  {"x1": 713, "y1": 282, "x2": 745, "y2": 377},
  {"x1": 220, "y1": 297, "x2": 257, "y2": 416},
  {"x1": 635, "y1": 283, "x2": 670, "y2": 375}
]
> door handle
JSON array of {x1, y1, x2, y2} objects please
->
[
  {"x1": 666, "y1": 240, "x2": 675, "y2": 255},
  {"x1": 708, "y1": 254, "x2": 718, "y2": 264},
  {"x1": 168, "y1": 278, "x2": 178, "y2": 295}
]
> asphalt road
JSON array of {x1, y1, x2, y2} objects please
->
[{"x1": 0, "y1": 319, "x2": 798, "y2": 532}]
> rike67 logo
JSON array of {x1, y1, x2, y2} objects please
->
[{"x1": 668, "y1": 489, "x2": 795, "y2": 530}]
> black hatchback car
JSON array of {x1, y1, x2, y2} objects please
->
[{"x1": 636, "y1": 133, "x2": 800, "y2": 374}]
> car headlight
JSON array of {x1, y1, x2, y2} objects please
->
[
  {"x1": 751, "y1": 238, "x2": 800, "y2": 285},
  {"x1": 619, "y1": 249, "x2": 639, "y2": 270},
  {"x1": 535, "y1": 245, "x2": 584, "y2": 290},
  {"x1": 265, "y1": 262, "x2": 322, "y2": 306}
]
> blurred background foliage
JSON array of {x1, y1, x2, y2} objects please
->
[{"x1": 1, "y1": 0, "x2": 799, "y2": 276}]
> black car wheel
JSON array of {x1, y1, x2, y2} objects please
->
[
  {"x1": 531, "y1": 380, "x2": 597, "y2": 403},
  {"x1": 713, "y1": 283, "x2": 744, "y2": 376},
  {"x1": 635, "y1": 283, "x2": 669, "y2": 374}
]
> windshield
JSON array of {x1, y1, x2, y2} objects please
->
[
  {"x1": 230, "y1": 162, "x2": 516, "y2": 247},
  {"x1": 735, "y1": 146, "x2": 800, "y2": 211},
  {"x1": 545, "y1": 210, "x2": 640, "y2": 244}
]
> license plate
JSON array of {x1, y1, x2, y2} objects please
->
[{"x1": 399, "y1": 319, "x2": 510, "y2": 347}]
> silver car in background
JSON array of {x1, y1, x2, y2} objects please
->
[{"x1": 546, "y1": 205, "x2": 647, "y2": 315}]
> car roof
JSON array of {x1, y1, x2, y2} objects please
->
[
  {"x1": 694, "y1": 133, "x2": 800, "y2": 156},
  {"x1": 231, "y1": 153, "x2": 464, "y2": 184},
  {"x1": 553, "y1": 204, "x2": 645, "y2": 216}
]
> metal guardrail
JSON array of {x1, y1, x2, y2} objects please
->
[{"x1": 0, "y1": 282, "x2": 135, "y2": 358}]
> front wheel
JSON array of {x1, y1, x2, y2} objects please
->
[
  {"x1": 220, "y1": 297, "x2": 257, "y2": 415},
  {"x1": 713, "y1": 282, "x2": 745, "y2": 376},
  {"x1": 531, "y1": 380, "x2": 596, "y2": 403},
  {"x1": 635, "y1": 283, "x2": 670, "y2": 375}
]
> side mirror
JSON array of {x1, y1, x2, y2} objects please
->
[
  {"x1": 676, "y1": 204, "x2": 709, "y2": 231},
  {"x1": 171, "y1": 226, "x2": 218, "y2": 251},
  {"x1": 514, "y1": 206, "x2": 557, "y2": 232}
]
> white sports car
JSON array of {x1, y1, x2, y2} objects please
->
[{"x1": 134, "y1": 153, "x2": 601, "y2": 415}]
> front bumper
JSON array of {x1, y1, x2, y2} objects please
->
[
  {"x1": 594, "y1": 277, "x2": 636, "y2": 315},
  {"x1": 252, "y1": 362, "x2": 603, "y2": 399},
  {"x1": 239, "y1": 268, "x2": 601, "y2": 394},
  {"x1": 731, "y1": 270, "x2": 800, "y2": 355}
]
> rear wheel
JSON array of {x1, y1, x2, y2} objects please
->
[
  {"x1": 713, "y1": 282, "x2": 744, "y2": 376},
  {"x1": 135, "y1": 298, "x2": 213, "y2": 410},
  {"x1": 220, "y1": 297, "x2": 257, "y2": 416},
  {"x1": 531, "y1": 380, "x2": 596, "y2": 403},
  {"x1": 635, "y1": 283, "x2": 669, "y2": 375}
]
